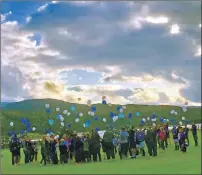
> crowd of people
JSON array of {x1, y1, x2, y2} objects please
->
[{"x1": 8, "y1": 122, "x2": 198, "y2": 166}]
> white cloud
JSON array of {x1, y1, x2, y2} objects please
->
[
  {"x1": 170, "y1": 24, "x2": 180, "y2": 34},
  {"x1": 52, "y1": 1, "x2": 58, "y2": 4},
  {"x1": 145, "y1": 16, "x2": 169, "y2": 24},
  {"x1": 37, "y1": 3, "x2": 49, "y2": 12},
  {"x1": 1, "y1": 11, "x2": 12, "y2": 22},
  {"x1": 195, "y1": 46, "x2": 201, "y2": 57},
  {"x1": 26, "y1": 16, "x2": 32, "y2": 23},
  {"x1": 199, "y1": 24, "x2": 201, "y2": 28}
]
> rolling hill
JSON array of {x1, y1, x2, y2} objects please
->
[{"x1": 1, "y1": 99, "x2": 201, "y2": 136}]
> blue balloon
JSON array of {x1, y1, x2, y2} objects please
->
[
  {"x1": 45, "y1": 129, "x2": 51, "y2": 134},
  {"x1": 8, "y1": 131, "x2": 14, "y2": 136},
  {"x1": 128, "y1": 113, "x2": 132, "y2": 119},
  {"x1": 84, "y1": 121, "x2": 90, "y2": 127},
  {"x1": 163, "y1": 119, "x2": 167, "y2": 123},
  {"x1": 26, "y1": 128, "x2": 32, "y2": 132},
  {"x1": 91, "y1": 106, "x2": 96, "y2": 112},
  {"x1": 160, "y1": 118, "x2": 164, "y2": 123},
  {"x1": 185, "y1": 120, "x2": 190, "y2": 124},
  {"x1": 94, "y1": 116, "x2": 99, "y2": 121},
  {"x1": 70, "y1": 105, "x2": 76, "y2": 111},
  {"x1": 66, "y1": 123, "x2": 71, "y2": 127},
  {"x1": 48, "y1": 119, "x2": 54, "y2": 125},
  {"x1": 26, "y1": 122, "x2": 31, "y2": 128},
  {"x1": 21, "y1": 118, "x2": 28, "y2": 124},
  {"x1": 117, "y1": 106, "x2": 121, "y2": 112},
  {"x1": 140, "y1": 120, "x2": 145, "y2": 125},
  {"x1": 102, "y1": 100, "x2": 107, "y2": 104},
  {"x1": 56, "y1": 114, "x2": 60, "y2": 119},
  {"x1": 118, "y1": 113, "x2": 124, "y2": 119},
  {"x1": 95, "y1": 128, "x2": 100, "y2": 132},
  {"x1": 110, "y1": 112, "x2": 114, "y2": 118},
  {"x1": 46, "y1": 108, "x2": 51, "y2": 113},
  {"x1": 152, "y1": 114, "x2": 156, "y2": 119},
  {"x1": 136, "y1": 112, "x2": 140, "y2": 117},
  {"x1": 19, "y1": 130, "x2": 24, "y2": 135}
]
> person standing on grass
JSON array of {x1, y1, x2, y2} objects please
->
[
  {"x1": 172, "y1": 126, "x2": 179, "y2": 151},
  {"x1": 178, "y1": 128, "x2": 187, "y2": 152},
  {"x1": 156, "y1": 126, "x2": 161, "y2": 148},
  {"x1": 159, "y1": 127, "x2": 166, "y2": 152},
  {"x1": 183, "y1": 125, "x2": 189, "y2": 145},
  {"x1": 74, "y1": 136, "x2": 84, "y2": 164},
  {"x1": 82, "y1": 137, "x2": 90, "y2": 162},
  {"x1": 59, "y1": 138, "x2": 68, "y2": 164},
  {"x1": 103, "y1": 127, "x2": 115, "y2": 160},
  {"x1": 191, "y1": 122, "x2": 198, "y2": 146},
  {"x1": 136, "y1": 129, "x2": 146, "y2": 156},
  {"x1": 40, "y1": 136, "x2": 47, "y2": 166},
  {"x1": 9, "y1": 135, "x2": 21, "y2": 165},
  {"x1": 119, "y1": 127, "x2": 129, "y2": 159},
  {"x1": 128, "y1": 126, "x2": 137, "y2": 158}
]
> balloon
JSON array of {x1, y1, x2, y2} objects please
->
[
  {"x1": 102, "y1": 100, "x2": 107, "y2": 105},
  {"x1": 91, "y1": 112, "x2": 95, "y2": 116},
  {"x1": 60, "y1": 116, "x2": 64, "y2": 121},
  {"x1": 147, "y1": 117, "x2": 150, "y2": 121},
  {"x1": 163, "y1": 119, "x2": 167, "y2": 123},
  {"x1": 95, "y1": 128, "x2": 100, "y2": 132},
  {"x1": 45, "y1": 129, "x2": 51, "y2": 134},
  {"x1": 118, "y1": 113, "x2": 124, "y2": 119},
  {"x1": 136, "y1": 112, "x2": 140, "y2": 117},
  {"x1": 179, "y1": 121, "x2": 183, "y2": 125},
  {"x1": 108, "y1": 103, "x2": 112, "y2": 107},
  {"x1": 152, "y1": 114, "x2": 156, "y2": 119},
  {"x1": 79, "y1": 113, "x2": 83, "y2": 117},
  {"x1": 10, "y1": 122, "x2": 14, "y2": 127},
  {"x1": 48, "y1": 119, "x2": 54, "y2": 125},
  {"x1": 75, "y1": 118, "x2": 80, "y2": 123},
  {"x1": 160, "y1": 118, "x2": 164, "y2": 123},
  {"x1": 182, "y1": 116, "x2": 185, "y2": 121},
  {"x1": 184, "y1": 101, "x2": 188, "y2": 105},
  {"x1": 170, "y1": 110, "x2": 175, "y2": 114},
  {"x1": 102, "y1": 96, "x2": 106, "y2": 100},
  {"x1": 110, "y1": 112, "x2": 114, "y2": 119},
  {"x1": 117, "y1": 106, "x2": 121, "y2": 112},
  {"x1": 50, "y1": 132, "x2": 54, "y2": 135},
  {"x1": 26, "y1": 128, "x2": 32, "y2": 132},
  {"x1": 174, "y1": 112, "x2": 178, "y2": 115},
  {"x1": 70, "y1": 105, "x2": 76, "y2": 111},
  {"x1": 142, "y1": 118, "x2": 146, "y2": 122},
  {"x1": 185, "y1": 120, "x2": 190, "y2": 124},
  {"x1": 21, "y1": 118, "x2": 27, "y2": 124},
  {"x1": 91, "y1": 106, "x2": 96, "y2": 112},
  {"x1": 9, "y1": 131, "x2": 14, "y2": 136},
  {"x1": 152, "y1": 123, "x2": 156, "y2": 127},
  {"x1": 45, "y1": 104, "x2": 50, "y2": 108},
  {"x1": 94, "y1": 116, "x2": 99, "y2": 121},
  {"x1": 119, "y1": 108, "x2": 124, "y2": 113},
  {"x1": 56, "y1": 114, "x2": 61, "y2": 119},
  {"x1": 66, "y1": 123, "x2": 71, "y2": 127},
  {"x1": 61, "y1": 122, "x2": 64, "y2": 127},
  {"x1": 122, "y1": 106, "x2": 126, "y2": 109},
  {"x1": 88, "y1": 111, "x2": 92, "y2": 115},
  {"x1": 19, "y1": 130, "x2": 24, "y2": 135},
  {"x1": 32, "y1": 127, "x2": 36, "y2": 131},
  {"x1": 140, "y1": 120, "x2": 145, "y2": 125},
  {"x1": 87, "y1": 100, "x2": 91, "y2": 106},
  {"x1": 182, "y1": 107, "x2": 187, "y2": 112},
  {"x1": 47, "y1": 133, "x2": 50, "y2": 137},
  {"x1": 103, "y1": 118, "x2": 107, "y2": 122},
  {"x1": 78, "y1": 98, "x2": 81, "y2": 101},
  {"x1": 56, "y1": 107, "x2": 60, "y2": 112},
  {"x1": 83, "y1": 123, "x2": 86, "y2": 128},
  {"x1": 67, "y1": 112, "x2": 71, "y2": 116},
  {"x1": 63, "y1": 110, "x2": 68, "y2": 114},
  {"x1": 46, "y1": 108, "x2": 51, "y2": 113},
  {"x1": 128, "y1": 113, "x2": 132, "y2": 119},
  {"x1": 166, "y1": 119, "x2": 169, "y2": 122}
]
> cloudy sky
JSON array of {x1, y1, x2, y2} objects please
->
[{"x1": 1, "y1": 1, "x2": 201, "y2": 106}]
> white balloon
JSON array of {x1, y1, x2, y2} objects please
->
[
  {"x1": 182, "y1": 107, "x2": 187, "y2": 112},
  {"x1": 119, "y1": 108, "x2": 124, "y2": 113},
  {"x1": 91, "y1": 112, "x2": 95, "y2": 116},
  {"x1": 79, "y1": 113, "x2": 83, "y2": 117},
  {"x1": 75, "y1": 118, "x2": 80, "y2": 123},
  {"x1": 60, "y1": 116, "x2": 64, "y2": 121},
  {"x1": 67, "y1": 112, "x2": 71, "y2": 116},
  {"x1": 175, "y1": 112, "x2": 178, "y2": 115},
  {"x1": 83, "y1": 124, "x2": 86, "y2": 128},
  {"x1": 47, "y1": 133, "x2": 50, "y2": 137},
  {"x1": 45, "y1": 104, "x2": 50, "y2": 108},
  {"x1": 56, "y1": 135, "x2": 59, "y2": 139},
  {"x1": 166, "y1": 119, "x2": 169, "y2": 122},
  {"x1": 10, "y1": 122, "x2": 14, "y2": 126},
  {"x1": 56, "y1": 107, "x2": 60, "y2": 112},
  {"x1": 103, "y1": 118, "x2": 107, "y2": 122},
  {"x1": 170, "y1": 110, "x2": 175, "y2": 114},
  {"x1": 147, "y1": 117, "x2": 150, "y2": 121},
  {"x1": 32, "y1": 127, "x2": 36, "y2": 131},
  {"x1": 152, "y1": 123, "x2": 156, "y2": 127},
  {"x1": 61, "y1": 122, "x2": 64, "y2": 126},
  {"x1": 142, "y1": 118, "x2": 146, "y2": 122},
  {"x1": 179, "y1": 121, "x2": 183, "y2": 125},
  {"x1": 108, "y1": 103, "x2": 112, "y2": 107},
  {"x1": 88, "y1": 111, "x2": 92, "y2": 115},
  {"x1": 151, "y1": 118, "x2": 157, "y2": 122},
  {"x1": 122, "y1": 106, "x2": 126, "y2": 109},
  {"x1": 63, "y1": 110, "x2": 68, "y2": 114},
  {"x1": 182, "y1": 116, "x2": 185, "y2": 121}
]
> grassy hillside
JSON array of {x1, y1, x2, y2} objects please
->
[{"x1": 1, "y1": 99, "x2": 201, "y2": 136}]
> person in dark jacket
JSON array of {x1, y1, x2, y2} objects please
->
[
  {"x1": 90, "y1": 131, "x2": 101, "y2": 162},
  {"x1": 172, "y1": 126, "x2": 179, "y2": 150},
  {"x1": 9, "y1": 135, "x2": 21, "y2": 165},
  {"x1": 40, "y1": 136, "x2": 47, "y2": 166},
  {"x1": 50, "y1": 137, "x2": 58, "y2": 165},
  {"x1": 191, "y1": 123, "x2": 198, "y2": 146},
  {"x1": 178, "y1": 128, "x2": 187, "y2": 152},
  {"x1": 103, "y1": 127, "x2": 115, "y2": 160},
  {"x1": 59, "y1": 138, "x2": 68, "y2": 164},
  {"x1": 183, "y1": 125, "x2": 189, "y2": 145},
  {"x1": 128, "y1": 126, "x2": 137, "y2": 158},
  {"x1": 145, "y1": 128, "x2": 157, "y2": 157},
  {"x1": 74, "y1": 136, "x2": 84, "y2": 164},
  {"x1": 136, "y1": 130, "x2": 146, "y2": 156}
]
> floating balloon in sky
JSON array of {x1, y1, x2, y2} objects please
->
[
  {"x1": 152, "y1": 123, "x2": 156, "y2": 127},
  {"x1": 75, "y1": 118, "x2": 80, "y2": 123},
  {"x1": 136, "y1": 112, "x2": 140, "y2": 117},
  {"x1": 103, "y1": 118, "x2": 107, "y2": 122},
  {"x1": 79, "y1": 113, "x2": 83, "y2": 117},
  {"x1": 46, "y1": 108, "x2": 51, "y2": 113},
  {"x1": 88, "y1": 111, "x2": 92, "y2": 115},
  {"x1": 91, "y1": 112, "x2": 95, "y2": 116},
  {"x1": 45, "y1": 104, "x2": 50, "y2": 108},
  {"x1": 117, "y1": 106, "x2": 121, "y2": 112},
  {"x1": 147, "y1": 117, "x2": 150, "y2": 121},
  {"x1": 87, "y1": 100, "x2": 91, "y2": 106},
  {"x1": 91, "y1": 106, "x2": 96, "y2": 112},
  {"x1": 61, "y1": 122, "x2": 64, "y2": 127},
  {"x1": 118, "y1": 113, "x2": 124, "y2": 119},
  {"x1": 67, "y1": 112, "x2": 71, "y2": 116},
  {"x1": 142, "y1": 118, "x2": 146, "y2": 122},
  {"x1": 122, "y1": 106, "x2": 126, "y2": 109},
  {"x1": 48, "y1": 119, "x2": 54, "y2": 125},
  {"x1": 32, "y1": 127, "x2": 36, "y2": 131},
  {"x1": 70, "y1": 105, "x2": 76, "y2": 111},
  {"x1": 179, "y1": 121, "x2": 182, "y2": 125},
  {"x1": 63, "y1": 110, "x2": 68, "y2": 114},
  {"x1": 128, "y1": 113, "x2": 132, "y2": 119},
  {"x1": 170, "y1": 110, "x2": 175, "y2": 115},
  {"x1": 182, "y1": 116, "x2": 185, "y2": 121},
  {"x1": 10, "y1": 122, "x2": 14, "y2": 127},
  {"x1": 175, "y1": 112, "x2": 178, "y2": 115},
  {"x1": 66, "y1": 123, "x2": 71, "y2": 127},
  {"x1": 56, "y1": 107, "x2": 60, "y2": 112},
  {"x1": 119, "y1": 108, "x2": 124, "y2": 113},
  {"x1": 60, "y1": 116, "x2": 64, "y2": 121}
]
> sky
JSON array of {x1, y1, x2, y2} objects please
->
[{"x1": 1, "y1": 1, "x2": 201, "y2": 106}]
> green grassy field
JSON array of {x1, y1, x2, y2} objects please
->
[{"x1": 1, "y1": 132, "x2": 201, "y2": 174}]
